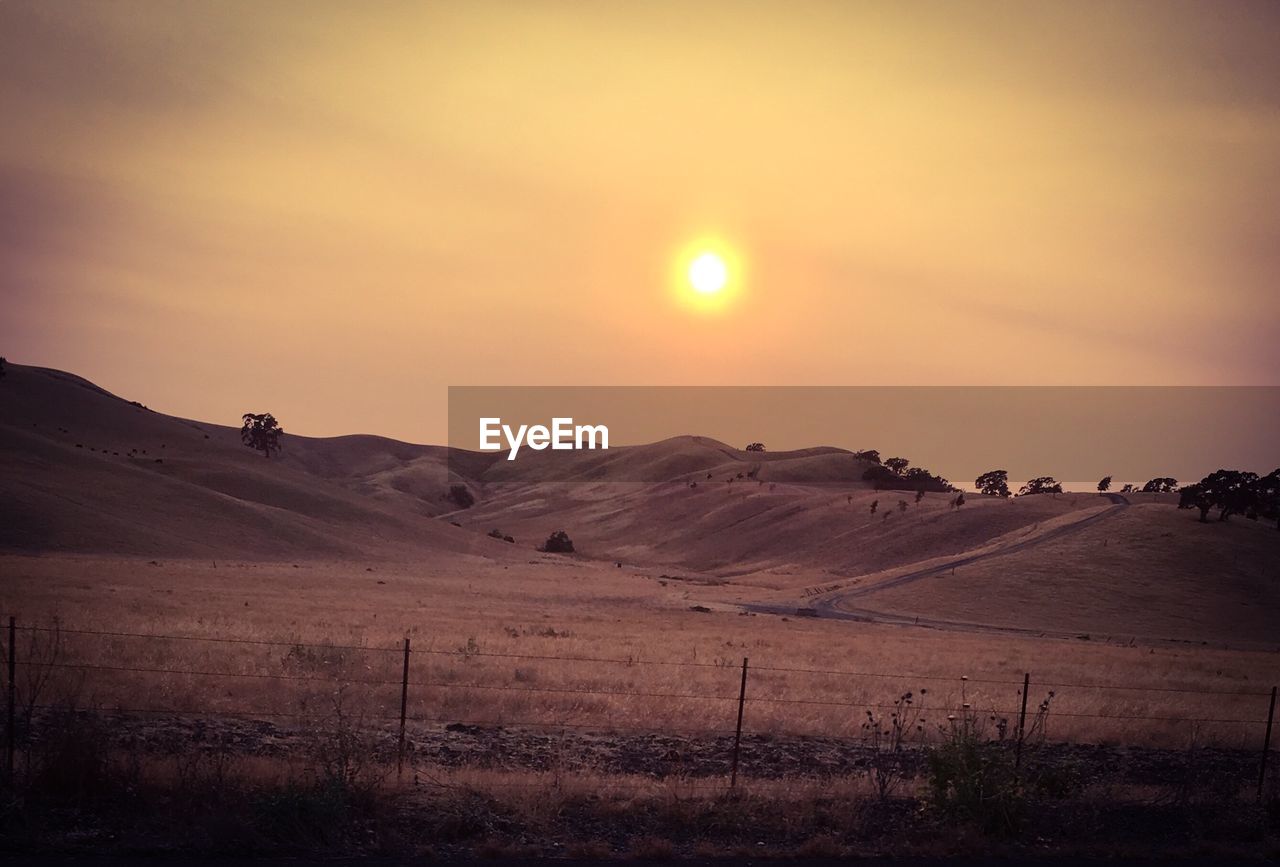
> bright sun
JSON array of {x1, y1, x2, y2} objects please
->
[
  {"x1": 671, "y1": 238, "x2": 741, "y2": 312},
  {"x1": 688, "y1": 252, "x2": 728, "y2": 294}
]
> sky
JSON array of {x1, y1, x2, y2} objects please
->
[{"x1": 3, "y1": 1, "x2": 1279, "y2": 443}]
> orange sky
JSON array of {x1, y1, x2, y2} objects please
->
[{"x1": 3, "y1": 1, "x2": 1278, "y2": 442}]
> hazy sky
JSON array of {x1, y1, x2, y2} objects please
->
[{"x1": 3, "y1": 1, "x2": 1279, "y2": 442}]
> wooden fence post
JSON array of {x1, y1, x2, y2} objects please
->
[
  {"x1": 6, "y1": 616, "x2": 14, "y2": 785},
  {"x1": 730, "y1": 657, "x2": 748, "y2": 789},
  {"x1": 397, "y1": 637, "x2": 410, "y2": 777},
  {"x1": 1259, "y1": 685, "x2": 1277, "y2": 802},
  {"x1": 1014, "y1": 672, "x2": 1030, "y2": 770}
]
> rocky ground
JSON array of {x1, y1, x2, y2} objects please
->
[{"x1": 78, "y1": 711, "x2": 1265, "y2": 791}]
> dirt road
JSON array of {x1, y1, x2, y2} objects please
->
[{"x1": 746, "y1": 495, "x2": 1137, "y2": 642}]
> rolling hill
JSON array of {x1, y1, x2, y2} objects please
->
[{"x1": 2, "y1": 362, "x2": 1276, "y2": 647}]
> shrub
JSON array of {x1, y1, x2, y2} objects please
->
[
  {"x1": 926, "y1": 685, "x2": 1062, "y2": 837},
  {"x1": 539, "y1": 530, "x2": 574, "y2": 553},
  {"x1": 926, "y1": 712, "x2": 1024, "y2": 836}
]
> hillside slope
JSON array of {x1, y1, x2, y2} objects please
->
[
  {"x1": 849, "y1": 503, "x2": 1280, "y2": 645},
  {"x1": 0, "y1": 364, "x2": 493, "y2": 559}
]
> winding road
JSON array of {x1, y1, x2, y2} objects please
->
[{"x1": 745, "y1": 494, "x2": 1132, "y2": 640}]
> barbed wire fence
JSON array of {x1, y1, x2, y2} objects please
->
[{"x1": 3, "y1": 615, "x2": 1277, "y2": 800}]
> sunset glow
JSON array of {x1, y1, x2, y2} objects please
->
[{"x1": 1, "y1": 1, "x2": 1277, "y2": 441}]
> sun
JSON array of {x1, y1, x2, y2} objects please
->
[
  {"x1": 671, "y1": 237, "x2": 743, "y2": 312},
  {"x1": 688, "y1": 252, "x2": 728, "y2": 294}
]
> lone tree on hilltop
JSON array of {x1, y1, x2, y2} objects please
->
[
  {"x1": 240, "y1": 413, "x2": 283, "y2": 459},
  {"x1": 975, "y1": 470, "x2": 1011, "y2": 498},
  {"x1": 745, "y1": 442, "x2": 766, "y2": 452},
  {"x1": 1018, "y1": 476, "x2": 1063, "y2": 496},
  {"x1": 1142, "y1": 477, "x2": 1178, "y2": 494},
  {"x1": 1097, "y1": 476, "x2": 1112, "y2": 493},
  {"x1": 539, "y1": 530, "x2": 575, "y2": 554},
  {"x1": 884, "y1": 456, "x2": 910, "y2": 475}
]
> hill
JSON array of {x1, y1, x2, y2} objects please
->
[
  {"x1": 0, "y1": 364, "x2": 492, "y2": 559},
  {"x1": 3, "y1": 362, "x2": 1276, "y2": 648},
  {"x1": 834, "y1": 502, "x2": 1280, "y2": 645}
]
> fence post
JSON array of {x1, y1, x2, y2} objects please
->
[
  {"x1": 730, "y1": 657, "x2": 748, "y2": 789},
  {"x1": 1259, "y1": 685, "x2": 1277, "y2": 802},
  {"x1": 1014, "y1": 672, "x2": 1030, "y2": 770},
  {"x1": 6, "y1": 616, "x2": 14, "y2": 785},
  {"x1": 397, "y1": 637, "x2": 410, "y2": 777}
]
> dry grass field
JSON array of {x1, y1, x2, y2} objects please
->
[{"x1": 4, "y1": 550, "x2": 1277, "y2": 752}]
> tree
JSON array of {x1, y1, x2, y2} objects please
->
[
  {"x1": 1191, "y1": 469, "x2": 1259, "y2": 522},
  {"x1": 1097, "y1": 476, "x2": 1111, "y2": 493},
  {"x1": 0, "y1": 356, "x2": 6, "y2": 378},
  {"x1": 1256, "y1": 469, "x2": 1280, "y2": 531},
  {"x1": 1018, "y1": 476, "x2": 1063, "y2": 496},
  {"x1": 884, "y1": 457, "x2": 910, "y2": 476},
  {"x1": 240, "y1": 412, "x2": 283, "y2": 458},
  {"x1": 863, "y1": 465, "x2": 897, "y2": 491},
  {"x1": 902, "y1": 467, "x2": 956, "y2": 493},
  {"x1": 975, "y1": 470, "x2": 1011, "y2": 498},
  {"x1": 866, "y1": 465, "x2": 954, "y2": 493},
  {"x1": 953, "y1": 492, "x2": 966, "y2": 509},
  {"x1": 915, "y1": 489, "x2": 925, "y2": 505},
  {"x1": 744, "y1": 442, "x2": 766, "y2": 452},
  {"x1": 852, "y1": 449, "x2": 881, "y2": 464},
  {"x1": 1141, "y1": 477, "x2": 1178, "y2": 493},
  {"x1": 539, "y1": 530, "x2": 575, "y2": 553},
  {"x1": 1120, "y1": 483, "x2": 1135, "y2": 494}
]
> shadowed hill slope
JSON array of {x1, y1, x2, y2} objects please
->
[{"x1": 0, "y1": 364, "x2": 492, "y2": 558}]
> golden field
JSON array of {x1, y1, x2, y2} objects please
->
[{"x1": 4, "y1": 551, "x2": 1276, "y2": 752}]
